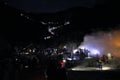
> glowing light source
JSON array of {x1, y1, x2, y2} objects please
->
[
  {"x1": 73, "y1": 49, "x2": 78, "y2": 54},
  {"x1": 33, "y1": 49, "x2": 35, "y2": 52},
  {"x1": 20, "y1": 13, "x2": 24, "y2": 16},
  {"x1": 44, "y1": 36, "x2": 51, "y2": 40},
  {"x1": 25, "y1": 52, "x2": 29, "y2": 54},
  {"x1": 25, "y1": 65, "x2": 29, "y2": 68},
  {"x1": 91, "y1": 49, "x2": 100, "y2": 55},
  {"x1": 79, "y1": 46, "x2": 85, "y2": 49},
  {"x1": 107, "y1": 53, "x2": 111, "y2": 57},
  {"x1": 71, "y1": 66, "x2": 113, "y2": 71},
  {"x1": 41, "y1": 21, "x2": 47, "y2": 25},
  {"x1": 63, "y1": 59, "x2": 66, "y2": 62},
  {"x1": 67, "y1": 58, "x2": 72, "y2": 61},
  {"x1": 15, "y1": 58, "x2": 18, "y2": 61},
  {"x1": 64, "y1": 21, "x2": 70, "y2": 25},
  {"x1": 101, "y1": 67, "x2": 112, "y2": 70},
  {"x1": 63, "y1": 46, "x2": 67, "y2": 49},
  {"x1": 107, "y1": 53, "x2": 112, "y2": 60}
]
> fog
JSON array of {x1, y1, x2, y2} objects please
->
[{"x1": 79, "y1": 29, "x2": 120, "y2": 58}]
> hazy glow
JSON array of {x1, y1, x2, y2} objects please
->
[
  {"x1": 101, "y1": 67, "x2": 112, "y2": 70},
  {"x1": 79, "y1": 46, "x2": 85, "y2": 49},
  {"x1": 71, "y1": 66, "x2": 112, "y2": 71},
  {"x1": 79, "y1": 30, "x2": 120, "y2": 58},
  {"x1": 25, "y1": 65, "x2": 29, "y2": 68},
  {"x1": 73, "y1": 49, "x2": 78, "y2": 54},
  {"x1": 64, "y1": 21, "x2": 70, "y2": 25},
  {"x1": 63, "y1": 46, "x2": 67, "y2": 49},
  {"x1": 20, "y1": 13, "x2": 24, "y2": 16},
  {"x1": 91, "y1": 49, "x2": 100, "y2": 55},
  {"x1": 25, "y1": 52, "x2": 29, "y2": 54},
  {"x1": 79, "y1": 46, "x2": 100, "y2": 56},
  {"x1": 44, "y1": 36, "x2": 51, "y2": 40},
  {"x1": 63, "y1": 59, "x2": 66, "y2": 62},
  {"x1": 67, "y1": 58, "x2": 72, "y2": 61}
]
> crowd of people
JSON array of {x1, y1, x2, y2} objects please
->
[{"x1": 0, "y1": 42, "x2": 114, "y2": 80}]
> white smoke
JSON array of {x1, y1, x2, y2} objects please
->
[{"x1": 79, "y1": 30, "x2": 120, "y2": 58}]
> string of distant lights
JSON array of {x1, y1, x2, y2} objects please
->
[
  {"x1": 1, "y1": 1, "x2": 71, "y2": 40},
  {"x1": 20, "y1": 12, "x2": 70, "y2": 40},
  {"x1": 43, "y1": 21, "x2": 70, "y2": 40}
]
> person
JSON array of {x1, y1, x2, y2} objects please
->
[
  {"x1": 46, "y1": 58, "x2": 58, "y2": 80},
  {"x1": 56, "y1": 63, "x2": 67, "y2": 80},
  {"x1": 0, "y1": 38, "x2": 15, "y2": 80},
  {"x1": 46, "y1": 57, "x2": 67, "y2": 80},
  {"x1": 97, "y1": 59, "x2": 102, "y2": 70}
]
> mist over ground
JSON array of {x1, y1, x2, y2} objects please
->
[{"x1": 79, "y1": 29, "x2": 120, "y2": 58}]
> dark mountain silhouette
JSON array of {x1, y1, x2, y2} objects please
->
[{"x1": 0, "y1": 2, "x2": 120, "y2": 46}]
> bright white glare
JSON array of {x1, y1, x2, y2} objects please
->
[
  {"x1": 73, "y1": 49, "x2": 78, "y2": 54},
  {"x1": 67, "y1": 58, "x2": 72, "y2": 61},
  {"x1": 71, "y1": 66, "x2": 113, "y2": 71},
  {"x1": 107, "y1": 53, "x2": 111, "y2": 56},
  {"x1": 91, "y1": 49, "x2": 100, "y2": 55},
  {"x1": 96, "y1": 67, "x2": 112, "y2": 70},
  {"x1": 63, "y1": 60, "x2": 66, "y2": 62},
  {"x1": 64, "y1": 21, "x2": 70, "y2": 25},
  {"x1": 73, "y1": 57, "x2": 77, "y2": 60},
  {"x1": 107, "y1": 53, "x2": 112, "y2": 57},
  {"x1": 79, "y1": 46, "x2": 85, "y2": 49},
  {"x1": 107, "y1": 53, "x2": 112, "y2": 60},
  {"x1": 44, "y1": 36, "x2": 51, "y2": 40},
  {"x1": 102, "y1": 67, "x2": 112, "y2": 70},
  {"x1": 48, "y1": 27, "x2": 56, "y2": 35},
  {"x1": 78, "y1": 46, "x2": 100, "y2": 56},
  {"x1": 63, "y1": 46, "x2": 67, "y2": 49}
]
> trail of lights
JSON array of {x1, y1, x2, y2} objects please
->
[{"x1": 1, "y1": 1, "x2": 71, "y2": 40}]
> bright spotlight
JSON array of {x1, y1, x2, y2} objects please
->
[
  {"x1": 91, "y1": 49, "x2": 100, "y2": 55},
  {"x1": 63, "y1": 59, "x2": 66, "y2": 62},
  {"x1": 73, "y1": 49, "x2": 78, "y2": 54}
]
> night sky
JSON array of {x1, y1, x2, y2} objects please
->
[
  {"x1": 6, "y1": 0, "x2": 104, "y2": 12},
  {"x1": 0, "y1": 0, "x2": 120, "y2": 47}
]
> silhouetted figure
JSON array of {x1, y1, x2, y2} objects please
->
[
  {"x1": 80, "y1": 51, "x2": 86, "y2": 60},
  {"x1": 46, "y1": 57, "x2": 67, "y2": 80},
  {"x1": 46, "y1": 58, "x2": 58, "y2": 80},
  {"x1": 31, "y1": 57, "x2": 38, "y2": 68},
  {"x1": 56, "y1": 67, "x2": 67, "y2": 80},
  {"x1": 97, "y1": 60, "x2": 102, "y2": 70},
  {"x1": 0, "y1": 38, "x2": 15, "y2": 80}
]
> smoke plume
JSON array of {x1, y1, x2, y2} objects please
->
[{"x1": 79, "y1": 29, "x2": 120, "y2": 58}]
